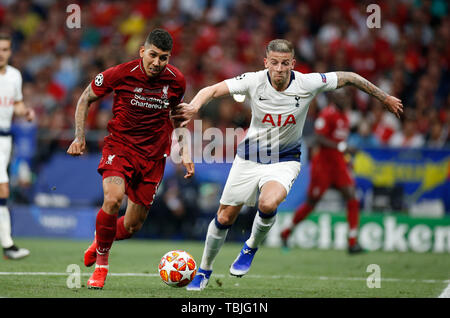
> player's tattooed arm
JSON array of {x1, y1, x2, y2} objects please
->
[
  {"x1": 74, "y1": 85, "x2": 100, "y2": 140},
  {"x1": 336, "y1": 71, "x2": 388, "y2": 101},
  {"x1": 335, "y1": 71, "x2": 403, "y2": 118},
  {"x1": 67, "y1": 85, "x2": 100, "y2": 156}
]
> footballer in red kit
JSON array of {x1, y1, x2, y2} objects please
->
[
  {"x1": 281, "y1": 88, "x2": 363, "y2": 254},
  {"x1": 309, "y1": 96, "x2": 353, "y2": 195},
  {"x1": 67, "y1": 29, "x2": 194, "y2": 289}
]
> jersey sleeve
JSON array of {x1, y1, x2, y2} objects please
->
[
  {"x1": 302, "y1": 72, "x2": 338, "y2": 95},
  {"x1": 90, "y1": 65, "x2": 120, "y2": 98},
  {"x1": 14, "y1": 71, "x2": 23, "y2": 102},
  {"x1": 170, "y1": 74, "x2": 187, "y2": 107},
  {"x1": 224, "y1": 72, "x2": 257, "y2": 95}
]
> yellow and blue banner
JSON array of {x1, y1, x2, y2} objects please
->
[{"x1": 353, "y1": 148, "x2": 450, "y2": 213}]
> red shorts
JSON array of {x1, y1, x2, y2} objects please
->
[
  {"x1": 98, "y1": 142, "x2": 166, "y2": 209},
  {"x1": 307, "y1": 151, "x2": 354, "y2": 200}
]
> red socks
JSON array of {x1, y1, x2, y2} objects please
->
[
  {"x1": 291, "y1": 199, "x2": 360, "y2": 248},
  {"x1": 347, "y1": 199, "x2": 360, "y2": 247},
  {"x1": 292, "y1": 202, "x2": 314, "y2": 225},
  {"x1": 95, "y1": 209, "x2": 117, "y2": 265},
  {"x1": 115, "y1": 216, "x2": 132, "y2": 241}
]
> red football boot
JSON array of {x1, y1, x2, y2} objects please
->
[
  {"x1": 84, "y1": 238, "x2": 97, "y2": 267},
  {"x1": 87, "y1": 265, "x2": 109, "y2": 289}
]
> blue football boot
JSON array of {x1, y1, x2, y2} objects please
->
[{"x1": 229, "y1": 243, "x2": 258, "y2": 277}]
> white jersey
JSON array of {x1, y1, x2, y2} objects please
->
[
  {"x1": 225, "y1": 70, "x2": 337, "y2": 163},
  {"x1": 0, "y1": 65, "x2": 23, "y2": 132}
]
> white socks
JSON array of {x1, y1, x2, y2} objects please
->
[
  {"x1": 246, "y1": 211, "x2": 277, "y2": 249},
  {"x1": 0, "y1": 205, "x2": 13, "y2": 248},
  {"x1": 199, "y1": 211, "x2": 277, "y2": 270},
  {"x1": 200, "y1": 217, "x2": 230, "y2": 271}
]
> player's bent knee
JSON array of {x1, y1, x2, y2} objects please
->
[
  {"x1": 127, "y1": 224, "x2": 142, "y2": 235},
  {"x1": 216, "y1": 213, "x2": 234, "y2": 226},
  {"x1": 216, "y1": 204, "x2": 241, "y2": 226},
  {"x1": 216, "y1": 207, "x2": 240, "y2": 226},
  {"x1": 258, "y1": 199, "x2": 278, "y2": 214},
  {"x1": 103, "y1": 194, "x2": 124, "y2": 213},
  {"x1": 126, "y1": 218, "x2": 146, "y2": 234}
]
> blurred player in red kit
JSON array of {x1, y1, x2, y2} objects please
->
[
  {"x1": 280, "y1": 88, "x2": 363, "y2": 254},
  {"x1": 67, "y1": 29, "x2": 194, "y2": 289}
]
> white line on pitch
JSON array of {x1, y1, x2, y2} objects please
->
[
  {"x1": 0, "y1": 271, "x2": 449, "y2": 284},
  {"x1": 438, "y1": 282, "x2": 450, "y2": 298}
]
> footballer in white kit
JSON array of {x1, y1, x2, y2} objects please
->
[
  {"x1": 220, "y1": 69, "x2": 337, "y2": 207},
  {"x1": 0, "y1": 65, "x2": 22, "y2": 182},
  {"x1": 0, "y1": 33, "x2": 34, "y2": 260},
  {"x1": 172, "y1": 39, "x2": 403, "y2": 290}
]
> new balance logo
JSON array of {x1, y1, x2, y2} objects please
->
[
  {"x1": 106, "y1": 155, "x2": 115, "y2": 165},
  {"x1": 134, "y1": 87, "x2": 143, "y2": 93}
]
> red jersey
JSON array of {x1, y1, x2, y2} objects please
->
[
  {"x1": 91, "y1": 59, "x2": 186, "y2": 160},
  {"x1": 308, "y1": 104, "x2": 354, "y2": 196},
  {"x1": 314, "y1": 104, "x2": 350, "y2": 157}
]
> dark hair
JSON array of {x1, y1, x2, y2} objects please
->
[
  {"x1": 145, "y1": 29, "x2": 173, "y2": 52},
  {"x1": 0, "y1": 33, "x2": 12, "y2": 42},
  {"x1": 265, "y1": 39, "x2": 294, "y2": 56}
]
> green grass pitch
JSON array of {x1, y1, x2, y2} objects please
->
[{"x1": 0, "y1": 237, "x2": 449, "y2": 298}]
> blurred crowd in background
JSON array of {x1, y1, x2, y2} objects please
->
[
  {"x1": 0, "y1": 0, "x2": 449, "y2": 237},
  {"x1": 1, "y1": 0, "x2": 449, "y2": 154}
]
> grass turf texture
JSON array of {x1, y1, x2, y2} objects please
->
[{"x1": 0, "y1": 237, "x2": 449, "y2": 298}]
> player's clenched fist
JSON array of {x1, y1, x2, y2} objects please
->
[{"x1": 67, "y1": 138, "x2": 86, "y2": 156}]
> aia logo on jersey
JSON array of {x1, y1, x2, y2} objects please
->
[
  {"x1": 262, "y1": 114, "x2": 296, "y2": 127},
  {"x1": 0, "y1": 96, "x2": 14, "y2": 107}
]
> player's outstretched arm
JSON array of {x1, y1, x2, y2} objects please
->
[
  {"x1": 13, "y1": 101, "x2": 35, "y2": 122},
  {"x1": 335, "y1": 71, "x2": 403, "y2": 118},
  {"x1": 171, "y1": 81, "x2": 230, "y2": 127},
  {"x1": 67, "y1": 84, "x2": 100, "y2": 156}
]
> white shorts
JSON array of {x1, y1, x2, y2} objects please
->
[
  {"x1": 0, "y1": 136, "x2": 11, "y2": 183},
  {"x1": 220, "y1": 155, "x2": 301, "y2": 207}
]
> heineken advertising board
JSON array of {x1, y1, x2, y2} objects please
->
[{"x1": 268, "y1": 213, "x2": 450, "y2": 253}]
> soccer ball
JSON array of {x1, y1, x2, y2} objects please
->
[{"x1": 158, "y1": 250, "x2": 197, "y2": 287}]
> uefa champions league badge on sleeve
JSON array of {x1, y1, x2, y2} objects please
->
[{"x1": 95, "y1": 73, "x2": 104, "y2": 86}]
